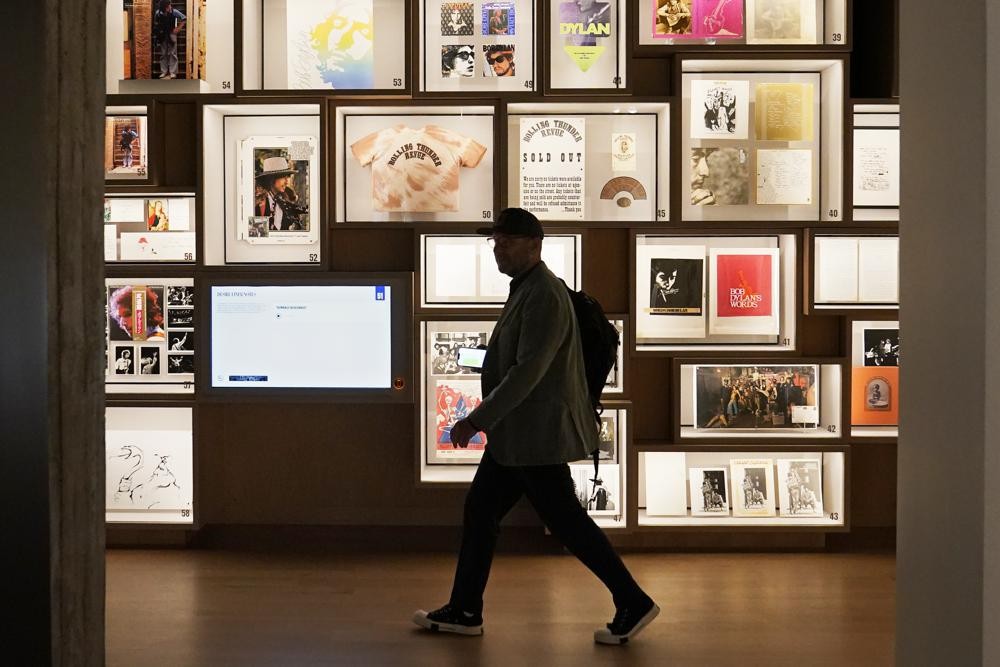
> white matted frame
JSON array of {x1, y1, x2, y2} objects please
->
[
  {"x1": 852, "y1": 103, "x2": 900, "y2": 222},
  {"x1": 104, "y1": 192, "x2": 197, "y2": 263},
  {"x1": 849, "y1": 318, "x2": 899, "y2": 439},
  {"x1": 202, "y1": 103, "x2": 323, "y2": 265},
  {"x1": 506, "y1": 102, "x2": 669, "y2": 222},
  {"x1": 812, "y1": 234, "x2": 899, "y2": 309}
]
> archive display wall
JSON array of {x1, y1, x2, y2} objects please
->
[{"x1": 103, "y1": 0, "x2": 899, "y2": 546}]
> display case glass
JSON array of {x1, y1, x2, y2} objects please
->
[
  {"x1": 107, "y1": 0, "x2": 234, "y2": 94},
  {"x1": 419, "y1": 233, "x2": 581, "y2": 308},
  {"x1": 852, "y1": 103, "x2": 900, "y2": 222},
  {"x1": 680, "y1": 58, "x2": 844, "y2": 223},
  {"x1": 335, "y1": 104, "x2": 496, "y2": 223},
  {"x1": 104, "y1": 193, "x2": 197, "y2": 263},
  {"x1": 635, "y1": 234, "x2": 797, "y2": 350},
  {"x1": 638, "y1": 447, "x2": 846, "y2": 527},
  {"x1": 677, "y1": 360, "x2": 843, "y2": 439},
  {"x1": 106, "y1": 405, "x2": 195, "y2": 524},
  {"x1": 105, "y1": 277, "x2": 196, "y2": 394},
  {"x1": 418, "y1": 0, "x2": 536, "y2": 92},
  {"x1": 812, "y1": 235, "x2": 899, "y2": 309},
  {"x1": 638, "y1": 0, "x2": 848, "y2": 47},
  {"x1": 850, "y1": 319, "x2": 899, "y2": 438},
  {"x1": 203, "y1": 103, "x2": 323, "y2": 265},
  {"x1": 241, "y1": 0, "x2": 408, "y2": 92},
  {"x1": 506, "y1": 102, "x2": 669, "y2": 222},
  {"x1": 105, "y1": 107, "x2": 149, "y2": 182},
  {"x1": 547, "y1": 0, "x2": 627, "y2": 91}
]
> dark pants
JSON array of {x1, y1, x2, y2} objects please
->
[{"x1": 449, "y1": 450, "x2": 645, "y2": 614}]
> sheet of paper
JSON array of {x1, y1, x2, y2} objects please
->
[
  {"x1": 433, "y1": 243, "x2": 478, "y2": 298},
  {"x1": 166, "y1": 198, "x2": 192, "y2": 230},
  {"x1": 754, "y1": 82, "x2": 814, "y2": 141},
  {"x1": 814, "y1": 237, "x2": 859, "y2": 303},
  {"x1": 858, "y1": 238, "x2": 899, "y2": 303},
  {"x1": 853, "y1": 129, "x2": 900, "y2": 207},
  {"x1": 106, "y1": 198, "x2": 145, "y2": 223},
  {"x1": 644, "y1": 452, "x2": 688, "y2": 516},
  {"x1": 119, "y1": 232, "x2": 196, "y2": 262},
  {"x1": 756, "y1": 149, "x2": 812, "y2": 205},
  {"x1": 104, "y1": 225, "x2": 118, "y2": 261}
]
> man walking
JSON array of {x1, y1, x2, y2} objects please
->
[{"x1": 412, "y1": 208, "x2": 658, "y2": 645}]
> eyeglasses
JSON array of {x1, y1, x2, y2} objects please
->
[
  {"x1": 489, "y1": 53, "x2": 512, "y2": 64},
  {"x1": 486, "y1": 235, "x2": 528, "y2": 248},
  {"x1": 455, "y1": 50, "x2": 475, "y2": 60}
]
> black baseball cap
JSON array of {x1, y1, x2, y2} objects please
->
[{"x1": 476, "y1": 207, "x2": 544, "y2": 239}]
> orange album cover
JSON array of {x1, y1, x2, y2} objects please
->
[{"x1": 851, "y1": 366, "x2": 898, "y2": 426}]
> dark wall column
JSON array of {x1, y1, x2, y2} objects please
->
[{"x1": 0, "y1": 1, "x2": 106, "y2": 664}]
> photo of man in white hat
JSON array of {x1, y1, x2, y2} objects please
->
[{"x1": 253, "y1": 153, "x2": 309, "y2": 232}]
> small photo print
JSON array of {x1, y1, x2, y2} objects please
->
[
  {"x1": 113, "y1": 346, "x2": 135, "y2": 375},
  {"x1": 482, "y1": 44, "x2": 515, "y2": 77},
  {"x1": 431, "y1": 331, "x2": 489, "y2": 375},
  {"x1": 105, "y1": 115, "x2": 147, "y2": 179},
  {"x1": 649, "y1": 257, "x2": 703, "y2": 315},
  {"x1": 167, "y1": 354, "x2": 195, "y2": 375},
  {"x1": 146, "y1": 199, "x2": 169, "y2": 231},
  {"x1": 596, "y1": 414, "x2": 617, "y2": 461},
  {"x1": 690, "y1": 147, "x2": 750, "y2": 206},
  {"x1": 655, "y1": 0, "x2": 694, "y2": 36},
  {"x1": 441, "y1": 2, "x2": 475, "y2": 36},
  {"x1": 168, "y1": 331, "x2": 193, "y2": 352},
  {"x1": 482, "y1": 2, "x2": 515, "y2": 35},
  {"x1": 167, "y1": 308, "x2": 194, "y2": 328},
  {"x1": 442, "y1": 44, "x2": 476, "y2": 77},
  {"x1": 863, "y1": 328, "x2": 899, "y2": 367},
  {"x1": 167, "y1": 286, "x2": 194, "y2": 307},
  {"x1": 248, "y1": 217, "x2": 268, "y2": 238},
  {"x1": 572, "y1": 465, "x2": 620, "y2": 516},
  {"x1": 778, "y1": 459, "x2": 824, "y2": 517},
  {"x1": 864, "y1": 376, "x2": 892, "y2": 411},
  {"x1": 689, "y1": 467, "x2": 729, "y2": 515},
  {"x1": 138, "y1": 347, "x2": 161, "y2": 375}
]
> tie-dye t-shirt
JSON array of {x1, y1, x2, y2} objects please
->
[{"x1": 351, "y1": 125, "x2": 487, "y2": 213}]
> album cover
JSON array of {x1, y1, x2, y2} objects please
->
[
  {"x1": 691, "y1": 147, "x2": 750, "y2": 206},
  {"x1": 689, "y1": 467, "x2": 730, "y2": 516},
  {"x1": 777, "y1": 458, "x2": 824, "y2": 517},
  {"x1": 695, "y1": 364, "x2": 819, "y2": 430},
  {"x1": 286, "y1": 0, "x2": 375, "y2": 89},
  {"x1": 690, "y1": 80, "x2": 750, "y2": 140},
  {"x1": 755, "y1": 82, "x2": 815, "y2": 142},
  {"x1": 107, "y1": 285, "x2": 166, "y2": 342},
  {"x1": 653, "y1": 0, "x2": 693, "y2": 36},
  {"x1": 105, "y1": 116, "x2": 148, "y2": 179},
  {"x1": 730, "y1": 458, "x2": 776, "y2": 517},
  {"x1": 653, "y1": 0, "x2": 742, "y2": 39},
  {"x1": 708, "y1": 249, "x2": 780, "y2": 337},
  {"x1": 648, "y1": 257, "x2": 703, "y2": 315},
  {"x1": 431, "y1": 331, "x2": 490, "y2": 375},
  {"x1": 571, "y1": 464, "x2": 620, "y2": 516},
  {"x1": 239, "y1": 136, "x2": 316, "y2": 243},
  {"x1": 435, "y1": 380, "x2": 487, "y2": 452},
  {"x1": 442, "y1": 44, "x2": 476, "y2": 77},
  {"x1": 851, "y1": 366, "x2": 898, "y2": 426},
  {"x1": 519, "y1": 117, "x2": 586, "y2": 220},
  {"x1": 559, "y1": 0, "x2": 612, "y2": 72},
  {"x1": 483, "y1": 2, "x2": 515, "y2": 35},
  {"x1": 482, "y1": 44, "x2": 516, "y2": 77},
  {"x1": 441, "y1": 2, "x2": 475, "y2": 35}
]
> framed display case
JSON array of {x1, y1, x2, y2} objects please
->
[
  {"x1": 202, "y1": 102, "x2": 324, "y2": 265},
  {"x1": 633, "y1": 233, "x2": 797, "y2": 351},
  {"x1": 418, "y1": 233, "x2": 582, "y2": 309},
  {"x1": 637, "y1": 444, "x2": 847, "y2": 528},
  {"x1": 418, "y1": 318, "x2": 497, "y2": 483},
  {"x1": 849, "y1": 318, "x2": 899, "y2": 438},
  {"x1": 106, "y1": 0, "x2": 235, "y2": 94},
  {"x1": 852, "y1": 103, "x2": 900, "y2": 222},
  {"x1": 201, "y1": 273, "x2": 413, "y2": 401},
  {"x1": 105, "y1": 106, "x2": 150, "y2": 183},
  {"x1": 679, "y1": 57, "x2": 845, "y2": 223},
  {"x1": 334, "y1": 103, "x2": 496, "y2": 223},
  {"x1": 505, "y1": 102, "x2": 669, "y2": 222},
  {"x1": 105, "y1": 277, "x2": 196, "y2": 395},
  {"x1": 637, "y1": 0, "x2": 848, "y2": 48},
  {"x1": 810, "y1": 233, "x2": 899, "y2": 310},
  {"x1": 675, "y1": 358, "x2": 844, "y2": 440},
  {"x1": 545, "y1": 0, "x2": 628, "y2": 92},
  {"x1": 240, "y1": 0, "x2": 409, "y2": 93},
  {"x1": 417, "y1": 0, "x2": 537, "y2": 93},
  {"x1": 106, "y1": 405, "x2": 195, "y2": 524},
  {"x1": 104, "y1": 193, "x2": 197, "y2": 263}
]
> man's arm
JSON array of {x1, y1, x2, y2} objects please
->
[{"x1": 467, "y1": 286, "x2": 568, "y2": 431}]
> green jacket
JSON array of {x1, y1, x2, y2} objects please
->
[{"x1": 469, "y1": 262, "x2": 598, "y2": 466}]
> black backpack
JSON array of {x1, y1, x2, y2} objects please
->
[{"x1": 561, "y1": 281, "x2": 620, "y2": 426}]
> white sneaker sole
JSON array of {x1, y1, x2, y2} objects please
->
[
  {"x1": 412, "y1": 610, "x2": 483, "y2": 636},
  {"x1": 594, "y1": 604, "x2": 660, "y2": 645}
]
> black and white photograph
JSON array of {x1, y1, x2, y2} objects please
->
[
  {"x1": 648, "y1": 257, "x2": 703, "y2": 315},
  {"x1": 863, "y1": 328, "x2": 899, "y2": 366},
  {"x1": 688, "y1": 467, "x2": 729, "y2": 516},
  {"x1": 865, "y1": 376, "x2": 892, "y2": 411},
  {"x1": 441, "y1": 2, "x2": 475, "y2": 35},
  {"x1": 167, "y1": 285, "x2": 194, "y2": 306},
  {"x1": 431, "y1": 331, "x2": 489, "y2": 375},
  {"x1": 695, "y1": 364, "x2": 819, "y2": 430},
  {"x1": 113, "y1": 346, "x2": 136, "y2": 375},
  {"x1": 571, "y1": 464, "x2": 620, "y2": 517},
  {"x1": 604, "y1": 320, "x2": 624, "y2": 392},
  {"x1": 168, "y1": 331, "x2": 193, "y2": 352},
  {"x1": 690, "y1": 147, "x2": 750, "y2": 206},
  {"x1": 730, "y1": 458, "x2": 776, "y2": 517},
  {"x1": 138, "y1": 347, "x2": 161, "y2": 375},
  {"x1": 777, "y1": 459, "x2": 824, "y2": 517},
  {"x1": 596, "y1": 413, "x2": 617, "y2": 462},
  {"x1": 167, "y1": 354, "x2": 195, "y2": 375},
  {"x1": 442, "y1": 44, "x2": 476, "y2": 77},
  {"x1": 167, "y1": 308, "x2": 194, "y2": 328}
]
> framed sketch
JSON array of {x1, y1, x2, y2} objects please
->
[
  {"x1": 776, "y1": 458, "x2": 824, "y2": 517},
  {"x1": 105, "y1": 278, "x2": 195, "y2": 394},
  {"x1": 694, "y1": 364, "x2": 820, "y2": 432},
  {"x1": 548, "y1": 0, "x2": 626, "y2": 91},
  {"x1": 419, "y1": 0, "x2": 536, "y2": 93},
  {"x1": 730, "y1": 458, "x2": 776, "y2": 517},
  {"x1": 688, "y1": 466, "x2": 730, "y2": 517},
  {"x1": 106, "y1": 406, "x2": 194, "y2": 524},
  {"x1": 105, "y1": 113, "x2": 148, "y2": 181},
  {"x1": 104, "y1": 194, "x2": 196, "y2": 263},
  {"x1": 336, "y1": 105, "x2": 495, "y2": 222}
]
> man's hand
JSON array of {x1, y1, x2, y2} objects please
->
[{"x1": 450, "y1": 419, "x2": 479, "y2": 448}]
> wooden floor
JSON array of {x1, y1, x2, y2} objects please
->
[{"x1": 107, "y1": 549, "x2": 894, "y2": 666}]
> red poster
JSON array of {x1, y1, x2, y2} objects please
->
[{"x1": 715, "y1": 254, "x2": 773, "y2": 318}]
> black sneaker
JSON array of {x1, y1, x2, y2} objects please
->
[
  {"x1": 594, "y1": 597, "x2": 659, "y2": 645},
  {"x1": 412, "y1": 604, "x2": 484, "y2": 636}
]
